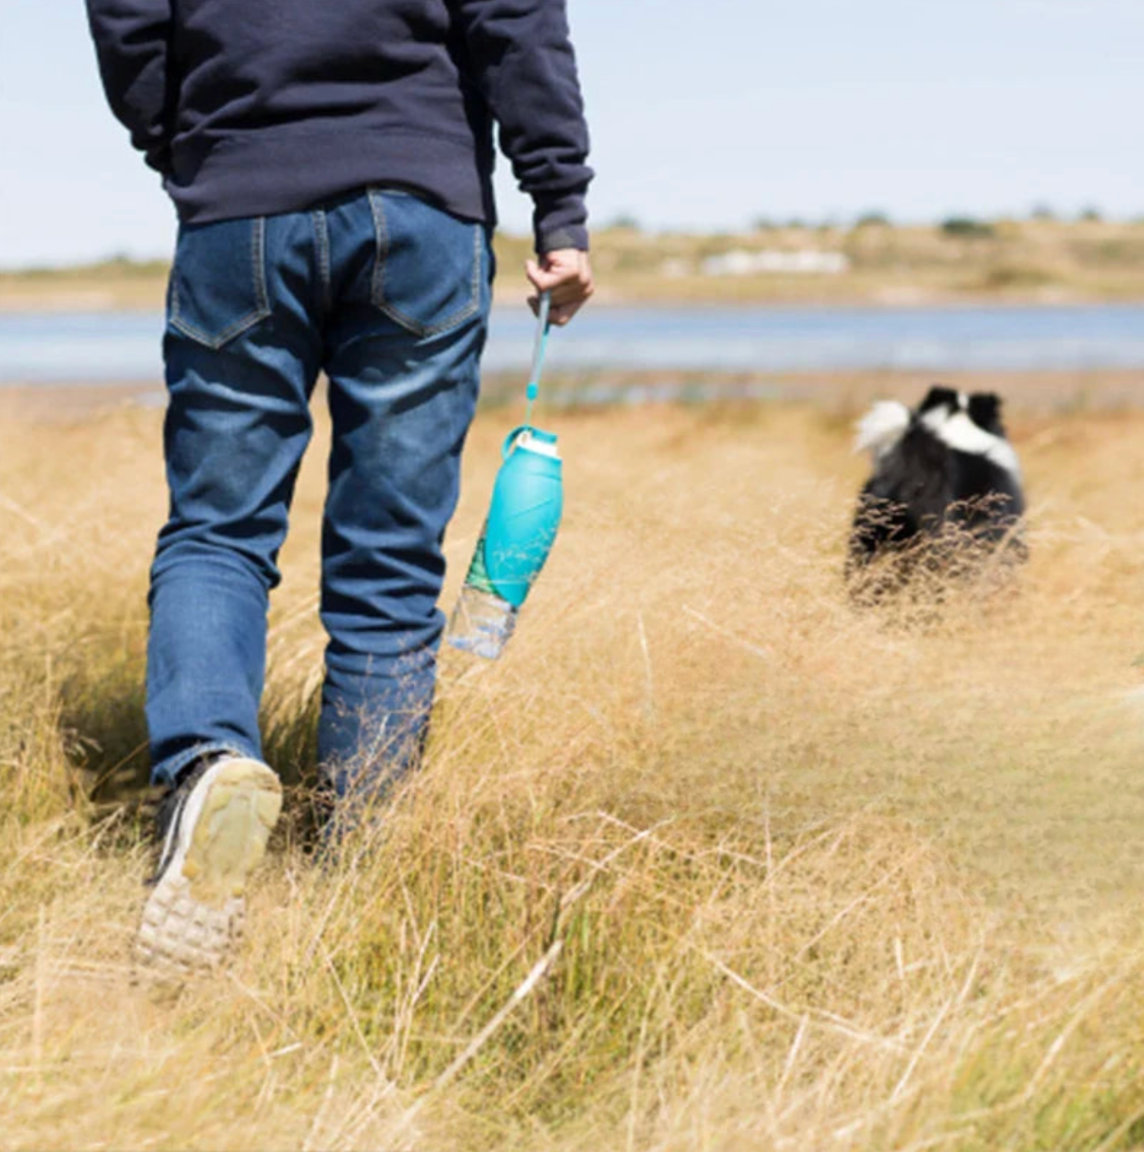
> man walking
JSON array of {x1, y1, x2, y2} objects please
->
[{"x1": 85, "y1": 0, "x2": 593, "y2": 973}]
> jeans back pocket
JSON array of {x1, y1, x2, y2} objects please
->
[
  {"x1": 368, "y1": 189, "x2": 483, "y2": 338},
  {"x1": 169, "y1": 217, "x2": 271, "y2": 349}
]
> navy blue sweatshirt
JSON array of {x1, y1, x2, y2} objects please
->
[{"x1": 85, "y1": 0, "x2": 592, "y2": 252}]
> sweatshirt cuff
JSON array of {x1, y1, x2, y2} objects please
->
[{"x1": 533, "y1": 191, "x2": 590, "y2": 254}]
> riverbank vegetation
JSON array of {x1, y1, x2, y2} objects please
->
[
  {"x1": 4, "y1": 386, "x2": 1144, "y2": 1149},
  {"x1": 4, "y1": 215, "x2": 1144, "y2": 311}
]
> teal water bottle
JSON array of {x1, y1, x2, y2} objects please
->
[{"x1": 447, "y1": 293, "x2": 563, "y2": 660}]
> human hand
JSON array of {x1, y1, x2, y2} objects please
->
[{"x1": 525, "y1": 249, "x2": 594, "y2": 326}]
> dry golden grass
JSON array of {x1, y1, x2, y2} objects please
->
[{"x1": 3, "y1": 383, "x2": 1144, "y2": 1150}]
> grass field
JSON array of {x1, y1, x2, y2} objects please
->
[
  {"x1": 4, "y1": 217, "x2": 1144, "y2": 310},
  {"x1": 3, "y1": 379, "x2": 1144, "y2": 1150}
]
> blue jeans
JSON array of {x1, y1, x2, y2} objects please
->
[{"x1": 147, "y1": 188, "x2": 493, "y2": 801}]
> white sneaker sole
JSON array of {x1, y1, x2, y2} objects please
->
[{"x1": 136, "y1": 757, "x2": 282, "y2": 976}]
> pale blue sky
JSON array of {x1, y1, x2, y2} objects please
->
[{"x1": 0, "y1": 0, "x2": 1140, "y2": 267}]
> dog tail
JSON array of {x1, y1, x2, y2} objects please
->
[{"x1": 854, "y1": 400, "x2": 910, "y2": 461}]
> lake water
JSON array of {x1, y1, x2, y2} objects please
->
[{"x1": 1, "y1": 304, "x2": 1143, "y2": 385}]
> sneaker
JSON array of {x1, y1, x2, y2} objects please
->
[{"x1": 136, "y1": 755, "x2": 282, "y2": 976}]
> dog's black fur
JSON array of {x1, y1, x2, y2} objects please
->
[{"x1": 848, "y1": 386, "x2": 1026, "y2": 589}]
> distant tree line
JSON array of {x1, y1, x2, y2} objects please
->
[
  {"x1": 585, "y1": 205, "x2": 1124, "y2": 236},
  {"x1": 740, "y1": 205, "x2": 1118, "y2": 237}
]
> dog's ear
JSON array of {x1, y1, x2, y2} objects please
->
[
  {"x1": 918, "y1": 385, "x2": 958, "y2": 416},
  {"x1": 968, "y1": 392, "x2": 1004, "y2": 435}
]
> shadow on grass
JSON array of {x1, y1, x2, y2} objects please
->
[
  {"x1": 57, "y1": 656, "x2": 329, "y2": 849},
  {"x1": 57, "y1": 655, "x2": 150, "y2": 804}
]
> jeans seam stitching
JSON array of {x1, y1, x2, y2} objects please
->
[
  {"x1": 169, "y1": 217, "x2": 271, "y2": 349},
  {"x1": 313, "y1": 210, "x2": 332, "y2": 315},
  {"x1": 367, "y1": 190, "x2": 482, "y2": 338},
  {"x1": 368, "y1": 189, "x2": 388, "y2": 311}
]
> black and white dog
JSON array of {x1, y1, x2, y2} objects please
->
[{"x1": 847, "y1": 386, "x2": 1026, "y2": 590}]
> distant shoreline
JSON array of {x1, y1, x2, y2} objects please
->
[
  {"x1": 5, "y1": 296, "x2": 1144, "y2": 316},
  {"x1": 5, "y1": 369, "x2": 1141, "y2": 422},
  {"x1": 5, "y1": 218, "x2": 1144, "y2": 312},
  {"x1": 5, "y1": 285, "x2": 1143, "y2": 315}
]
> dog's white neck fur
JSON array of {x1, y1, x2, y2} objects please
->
[
  {"x1": 920, "y1": 403, "x2": 1022, "y2": 479},
  {"x1": 854, "y1": 400, "x2": 910, "y2": 460},
  {"x1": 856, "y1": 396, "x2": 1022, "y2": 479}
]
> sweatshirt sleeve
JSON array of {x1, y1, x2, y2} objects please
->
[
  {"x1": 85, "y1": 0, "x2": 174, "y2": 175},
  {"x1": 451, "y1": 0, "x2": 593, "y2": 253}
]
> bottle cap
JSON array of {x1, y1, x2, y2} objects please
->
[
  {"x1": 503, "y1": 425, "x2": 560, "y2": 460},
  {"x1": 518, "y1": 428, "x2": 560, "y2": 458}
]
